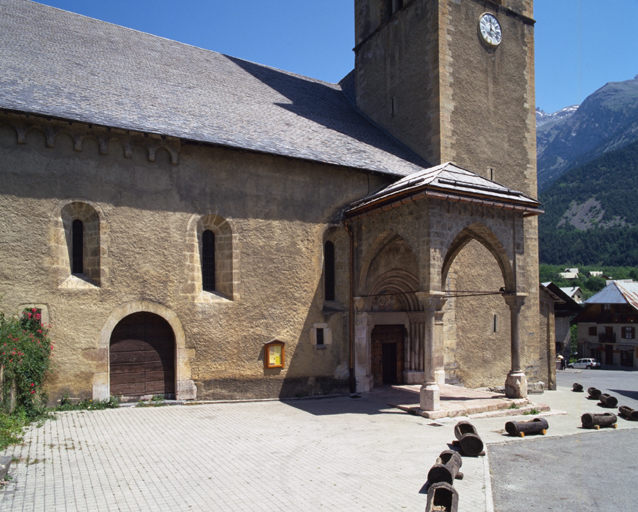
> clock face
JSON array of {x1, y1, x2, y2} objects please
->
[{"x1": 479, "y1": 13, "x2": 502, "y2": 47}]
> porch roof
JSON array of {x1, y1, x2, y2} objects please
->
[{"x1": 345, "y1": 162, "x2": 543, "y2": 218}]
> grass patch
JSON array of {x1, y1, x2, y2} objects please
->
[
  {"x1": 1, "y1": 391, "x2": 119, "y2": 451},
  {"x1": 136, "y1": 395, "x2": 166, "y2": 407},
  {"x1": 54, "y1": 391, "x2": 119, "y2": 412},
  {"x1": 0, "y1": 410, "x2": 29, "y2": 450},
  {"x1": 523, "y1": 408, "x2": 540, "y2": 415}
]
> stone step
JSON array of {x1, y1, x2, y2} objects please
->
[{"x1": 396, "y1": 399, "x2": 551, "y2": 419}]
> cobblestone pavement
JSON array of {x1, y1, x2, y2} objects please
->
[
  {"x1": 5, "y1": 376, "x2": 632, "y2": 512},
  {"x1": 0, "y1": 395, "x2": 491, "y2": 512}
]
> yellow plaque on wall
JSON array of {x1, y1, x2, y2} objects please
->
[
  {"x1": 264, "y1": 340, "x2": 285, "y2": 369},
  {"x1": 269, "y1": 345, "x2": 281, "y2": 366}
]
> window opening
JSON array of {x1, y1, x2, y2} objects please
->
[
  {"x1": 202, "y1": 230, "x2": 216, "y2": 291},
  {"x1": 324, "y1": 241, "x2": 335, "y2": 301},
  {"x1": 493, "y1": 314, "x2": 498, "y2": 333},
  {"x1": 72, "y1": 219, "x2": 84, "y2": 274},
  {"x1": 391, "y1": 0, "x2": 404, "y2": 15},
  {"x1": 316, "y1": 328, "x2": 325, "y2": 346}
]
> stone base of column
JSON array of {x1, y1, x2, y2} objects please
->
[
  {"x1": 404, "y1": 371, "x2": 425, "y2": 385},
  {"x1": 505, "y1": 371, "x2": 528, "y2": 399},
  {"x1": 434, "y1": 369, "x2": 446, "y2": 388},
  {"x1": 420, "y1": 382, "x2": 440, "y2": 411},
  {"x1": 356, "y1": 374, "x2": 374, "y2": 393}
]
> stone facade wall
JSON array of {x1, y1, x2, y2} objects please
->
[
  {"x1": 355, "y1": 0, "x2": 442, "y2": 164},
  {"x1": 0, "y1": 112, "x2": 388, "y2": 402}
]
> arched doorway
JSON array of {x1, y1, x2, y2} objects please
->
[
  {"x1": 371, "y1": 324, "x2": 405, "y2": 385},
  {"x1": 110, "y1": 312, "x2": 176, "y2": 399},
  {"x1": 358, "y1": 233, "x2": 422, "y2": 388}
]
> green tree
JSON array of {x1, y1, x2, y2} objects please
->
[
  {"x1": 586, "y1": 276, "x2": 606, "y2": 293},
  {"x1": 570, "y1": 325, "x2": 578, "y2": 360}
]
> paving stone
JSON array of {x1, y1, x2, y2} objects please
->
[{"x1": 0, "y1": 395, "x2": 492, "y2": 512}]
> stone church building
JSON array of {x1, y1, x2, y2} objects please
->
[{"x1": 0, "y1": 0, "x2": 549, "y2": 411}]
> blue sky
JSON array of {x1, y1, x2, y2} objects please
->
[{"x1": 35, "y1": 0, "x2": 638, "y2": 114}]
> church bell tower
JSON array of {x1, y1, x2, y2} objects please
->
[{"x1": 354, "y1": 0, "x2": 536, "y2": 197}]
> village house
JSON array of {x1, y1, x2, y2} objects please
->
[
  {"x1": 0, "y1": 0, "x2": 544, "y2": 411},
  {"x1": 574, "y1": 281, "x2": 638, "y2": 368},
  {"x1": 559, "y1": 286, "x2": 584, "y2": 304},
  {"x1": 558, "y1": 268, "x2": 579, "y2": 280}
]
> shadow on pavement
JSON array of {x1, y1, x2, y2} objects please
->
[
  {"x1": 281, "y1": 394, "x2": 408, "y2": 416},
  {"x1": 609, "y1": 389, "x2": 638, "y2": 401}
]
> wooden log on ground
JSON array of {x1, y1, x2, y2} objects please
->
[
  {"x1": 427, "y1": 450, "x2": 464, "y2": 485},
  {"x1": 599, "y1": 393, "x2": 618, "y2": 408},
  {"x1": 619, "y1": 406, "x2": 638, "y2": 421},
  {"x1": 505, "y1": 417, "x2": 549, "y2": 437},
  {"x1": 572, "y1": 383, "x2": 583, "y2": 392},
  {"x1": 581, "y1": 412, "x2": 617, "y2": 429},
  {"x1": 587, "y1": 387, "x2": 602, "y2": 400},
  {"x1": 425, "y1": 482, "x2": 459, "y2": 512},
  {"x1": 452, "y1": 421, "x2": 484, "y2": 456}
]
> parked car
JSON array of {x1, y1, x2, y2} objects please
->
[{"x1": 567, "y1": 358, "x2": 601, "y2": 369}]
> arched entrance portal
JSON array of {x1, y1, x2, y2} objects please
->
[{"x1": 110, "y1": 312, "x2": 176, "y2": 399}]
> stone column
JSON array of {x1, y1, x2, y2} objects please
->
[
  {"x1": 405, "y1": 313, "x2": 426, "y2": 384},
  {"x1": 416, "y1": 292, "x2": 447, "y2": 411},
  {"x1": 354, "y1": 297, "x2": 374, "y2": 392},
  {"x1": 504, "y1": 294, "x2": 528, "y2": 398},
  {"x1": 434, "y1": 310, "x2": 446, "y2": 388}
]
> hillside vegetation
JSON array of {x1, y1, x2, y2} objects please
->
[{"x1": 539, "y1": 138, "x2": 638, "y2": 266}]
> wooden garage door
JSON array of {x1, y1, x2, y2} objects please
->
[{"x1": 110, "y1": 312, "x2": 175, "y2": 398}]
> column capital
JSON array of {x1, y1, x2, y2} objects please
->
[
  {"x1": 353, "y1": 296, "x2": 366, "y2": 312},
  {"x1": 503, "y1": 292, "x2": 527, "y2": 311},
  {"x1": 415, "y1": 291, "x2": 447, "y2": 311}
]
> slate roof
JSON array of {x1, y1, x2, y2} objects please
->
[
  {"x1": 585, "y1": 281, "x2": 638, "y2": 310},
  {"x1": 346, "y1": 162, "x2": 542, "y2": 217},
  {"x1": 0, "y1": 0, "x2": 428, "y2": 176}
]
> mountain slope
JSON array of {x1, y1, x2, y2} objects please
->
[
  {"x1": 537, "y1": 76, "x2": 638, "y2": 191},
  {"x1": 539, "y1": 137, "x2": 638, "y2": 265}
]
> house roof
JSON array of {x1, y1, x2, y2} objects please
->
[
  {"x1": 0, "y1": 0, "x2": 428, "y2": 177},
  {"x1": 560, "y1": 286, "x2": 583, "y2": 298},
  {"x1": 541, "y1": 282, "x2": 582, "y2": 315},
  {"x1": 345, "y1": 162, "x2": 542, "y2": 217},
  {"x1": 539, "y1": 284, "x2": 564, "y2": 304},
  {"x1": 585, "y1": 281, "x2": 638, "y2": 309}
]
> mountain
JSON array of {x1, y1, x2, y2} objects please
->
[
  {"x1": 537, "y1": 75, "x2": 638, "y2": 191},
  {"x1": 536, "y1": 105, "x2": 578, "y2": 129},
  {"x1": 539, "y1": 137, "x2": 638, "y2": 265}
]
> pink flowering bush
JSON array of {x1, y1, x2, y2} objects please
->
[{"x1": 0, "y1": 308, "x2": 53, "y2": 418}]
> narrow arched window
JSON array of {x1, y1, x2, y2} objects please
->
[
  {"x1": 202, "y1": 230, "x2": 215, "y2": 291},
  {"x1": 324, "y1": 241, "x2": 335, "y2": 301},
  {"x1": 72, "y1": 219, "x2": 84, "y2": 274}
]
